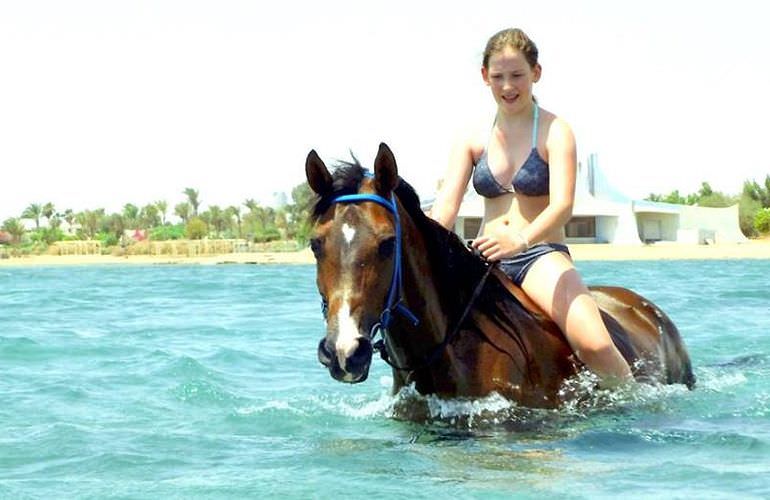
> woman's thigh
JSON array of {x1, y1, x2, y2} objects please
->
[{"x1": 519, "y1": 251, "x2": 592, "y2": 330}]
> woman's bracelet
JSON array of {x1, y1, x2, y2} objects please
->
[{"x1": 516, "y1": 231, "x2": 530, "y2": 250}]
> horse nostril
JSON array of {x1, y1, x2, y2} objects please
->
[
  {"x1": 317, "y1": 338, "x2": 333, "y2": 367},
  {"x1": 348, "y1": 337, "x2": 373, "y2": 367}
]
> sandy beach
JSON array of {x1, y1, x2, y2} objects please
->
[{"x1": 1, "y1": 240, "x2": 768, "y2": 267}]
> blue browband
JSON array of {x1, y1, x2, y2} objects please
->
[{"x1": 330, "y1": 191, "x2": 420, "y2": 331}]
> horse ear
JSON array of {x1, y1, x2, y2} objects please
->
[
  {"x1": 373, "y1": 142, "x2": 398, "y2": 195},
  {"x1": 306, "y1": 150, "x2": 333, "y2": 195}
]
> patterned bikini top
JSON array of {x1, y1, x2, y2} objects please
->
[{"x1": 472, "y1": 104, "x2": 549, "y2": 198}]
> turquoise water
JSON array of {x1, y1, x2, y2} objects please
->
[{"x1": 1, "y1": 260, "x2": 769, "y2": 499}]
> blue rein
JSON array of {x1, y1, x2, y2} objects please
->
[{"x1": 330, "y1": 192, "x2": 420, "y2": 333}]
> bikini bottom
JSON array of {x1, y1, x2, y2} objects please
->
[{"x1": 497, "y1": 243, "x2": 571, "y2": 286}]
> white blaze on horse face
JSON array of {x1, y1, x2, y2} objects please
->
[
  {"x1": 335, "y1": 289, "x2": 362, "y2": 371},
  {"x1": 341, "y1": 223, "x2": 356, "y2": 246}
]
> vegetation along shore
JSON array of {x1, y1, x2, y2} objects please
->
[{"x1": 1, "y1": 177, "x2": 769, "y2": 265}]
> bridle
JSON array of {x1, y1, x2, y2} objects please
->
[
  {"x1": 330, "y1": 191, "x2": 419, "y2": 332},
  {"x1": 326, "y1": 184, "x2": 493, "y2": 375}
]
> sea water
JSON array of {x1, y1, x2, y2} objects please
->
[{"x1": 1, "y1": 260, "x2": 769, "y2": 499}]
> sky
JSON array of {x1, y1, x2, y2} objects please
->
[{"x1": 1, "y1": 0, "x2": 769, "y2": 221}]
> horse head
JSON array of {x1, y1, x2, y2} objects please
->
[{"x1": 305, "y1": 143, "x2": 404, "y2": 383}]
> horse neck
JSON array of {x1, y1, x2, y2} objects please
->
[
  {"x1": 393, "y1": 204, "x2": 554, "y2": 395},
  {"x1": 388, "y1": 205, "x2": 481, "y2": 378}
]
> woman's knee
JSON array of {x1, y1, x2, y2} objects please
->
[
  {"x1": 562, "y1": 297, "x2": 616, "y2": 354},
  {"x1": 572, "y1": 336, "x2": 617, "y2": 360}
]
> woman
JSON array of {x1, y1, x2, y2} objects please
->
[{"x1": 430, "y1": 28, "x2": 632, "y2": 387}]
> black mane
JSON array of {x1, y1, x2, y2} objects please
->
[{"x1": 310, "y1": 158, "x2": 367, "y2": 222}]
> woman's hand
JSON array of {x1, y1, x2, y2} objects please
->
[{"x1": 471, "y1": 227, "x2": 528, "y2": 261}]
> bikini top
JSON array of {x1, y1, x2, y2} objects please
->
[{"x1": 472, "y1": 104, "x2": 550, "y2": 198}]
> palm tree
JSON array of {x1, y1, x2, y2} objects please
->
[
  {"x1": 155, "y1": 200, "x2": 168, "y2": 225},
  {"x1": 226, "y1": 205, "x2": 242, "y2": 238},
  {"x1": 122, "y1": 204, "x2": 139, "y2": 229},
  {"x1": 1, "y1": 218, "x2": 25, "y2": 243},
  {"x1": 76, "y1": 209, "x2": 105, "y2": 239},
  {"x1": 183, "y1": 188, "x2": 200, "y2": 216},
  {"x1": 174, "y1": 202, "x2": 192, "y2": 224},
  {"x1": 42, "y1": 202, "x2": 56, "y2": 223},
  {"x1": 259, "y1": 206, "x2": 275, "y2": 230},
  {"x1": 140, "y1": 204, "x2": 161, "y2": 229},
  {"x1": 244, "y1": 198, "x2": 259, "y2": 213},
  {"x1": 21, "y1": 203, "x2": 43, "y2": 230},
  {"x1": 107, "y1": 213, "x2": 126, "y2": 242},
  {"x1": 62, "y1": 209, "x2": 76, "y2": 226},
  {"x1": 242, "y1": 199, "x2": 259, "y2": 238},
  {"x1": 207, "y1": 205, "x2": 225, "y2": 237},
  {"x1": 274, "y1": 209, "x2": 288, "y2": 239}
]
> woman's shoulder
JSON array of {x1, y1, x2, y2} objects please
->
[
  {"x1": 539, "y1": 107, "x2": 575, "y2": 146},
  {"x1": 450, "y1": 114, "x2": 491, "y2": 157}
]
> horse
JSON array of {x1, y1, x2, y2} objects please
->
[{"x1": 305, "y1": 143, "x2": 695, "y2": 409}]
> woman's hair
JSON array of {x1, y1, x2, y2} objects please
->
[{"x1": 482, "y1": 28, "x2": 539, "y2": 69}]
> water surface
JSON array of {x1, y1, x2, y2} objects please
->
[{"x1": 1, "y1": 260, "x2": 768, "y2": 498}]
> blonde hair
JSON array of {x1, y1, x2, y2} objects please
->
[{"x1": 482, "y1": 28, "x2": 539, "y2": 69}]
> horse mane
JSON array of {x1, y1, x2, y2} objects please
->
[
  {"x1": 310, "y1": 159, "x2": 536, "y2": 372},
  {"x1": 310, "y1": 156, "x2": 367, "y2": 222}
]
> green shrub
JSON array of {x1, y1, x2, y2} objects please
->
[
  {"x1": 150, "y1": 224, "x2": 185, "y2": 240},
  {"x1": 28, "y1": 229, "x2": 63, "y2": 245},
  {"x1": 739, "y1": 194, "x2": 761, "y2": 237},
  {"x1": 253, "y1": 228, "x2": 281, "y2": 243},
  {"x1": 292, "y1": 220, "x2": 313, "y2": 246},
  {"x1": 185, "y1": 217, "x2": 208, "y2": 240},
  {"x1": 754, "y1": 208, "x2": 770, "y2": 234},
  {"x1": 96, "y1": 231, "x2": 119, "y2": 247}
]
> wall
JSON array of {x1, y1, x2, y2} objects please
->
[
  {"x1": 679, "y1": 204, "x2": 747, "y2": 243},
  {"x1": 635, "y1": 213, "x2": 679, "y2": 242}
]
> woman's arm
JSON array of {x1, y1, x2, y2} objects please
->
[{"x1": 429, "y1": 135, "x2": 475, "y2": 230}]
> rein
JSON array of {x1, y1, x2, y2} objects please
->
[
  {"x1": 375, "y1": 262, "x2": 494, "y2": 374},
  {"x1": 329, "y1": 186, "x2": 495, "y2": 375}
]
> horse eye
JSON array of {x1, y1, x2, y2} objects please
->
[
  {"x1": 310, "y1": 237, "x2": 324, "y2": 258},
  {"x1": 378, "y1": 237, "x2": 396, "y2": 258}
]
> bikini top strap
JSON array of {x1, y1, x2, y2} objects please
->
[
  {"x1": 485, "y1": 116, "x2": 497, "y2": 157},
  {"x1": 531, "y1": 104, "x2": 540, "y2": 148}
]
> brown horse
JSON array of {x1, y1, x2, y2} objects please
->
[{"x1": 306, "y1": 143, "x2": 695, "y2": 409}]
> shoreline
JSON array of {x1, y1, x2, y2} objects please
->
[{"x1": 0, "y1": 241, "x2": 768, "y2": 267}]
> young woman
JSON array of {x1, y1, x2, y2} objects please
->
[{"x1": 430, "y1": 28, "x2": 632, "y2": 387}]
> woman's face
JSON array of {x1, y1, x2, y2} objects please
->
[{"x1": 482, "y1": 47, "x2": 541, "y2": 113}]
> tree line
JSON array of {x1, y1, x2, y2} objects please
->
[
  {"x1": 646, "y1": 176, "x2": 770, "y2": 237},
  {"x1": 4, "y1": 174, "x2": 769, "y2": 250},
  {"x1": 0, "y1": 183, "x2": 316, "y2": 249}
]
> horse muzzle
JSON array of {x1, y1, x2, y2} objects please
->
[{"x1": 317, "y1": 336, "x2": 373, "y2": 383}]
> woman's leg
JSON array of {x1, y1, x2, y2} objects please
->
[{"x1": 520, "y1": 251, "x2": 633, "y2": 387}]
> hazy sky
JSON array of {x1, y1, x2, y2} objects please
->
[{"x1": 1, "y1": 0, "x2": 768, "y2": 220}]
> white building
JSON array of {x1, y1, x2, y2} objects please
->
[{"x1": 423, "y1": 154, "x2": 746, "y2": 245}]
